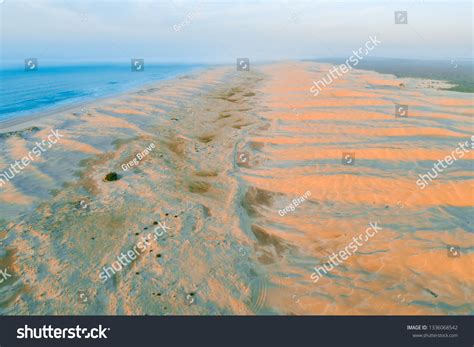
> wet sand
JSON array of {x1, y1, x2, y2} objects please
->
[{"x1": 0, "y1": 62, "x2": 472, "y2": 315}]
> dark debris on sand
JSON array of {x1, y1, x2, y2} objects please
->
[{"x1": 104, "y1": 172, "x2": 120, "y2": 181}]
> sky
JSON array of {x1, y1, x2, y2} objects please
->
[{"x1": 0, "y1": 0, "x2": 472, "y2": 63}]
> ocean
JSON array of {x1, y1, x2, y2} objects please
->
[{"x1": 0, "y1": 63, "x2": 204, "y2": 122}]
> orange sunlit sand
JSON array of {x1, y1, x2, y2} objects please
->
[{"x1": 0, "y1": 61, "x2": 472, "y2": 315}]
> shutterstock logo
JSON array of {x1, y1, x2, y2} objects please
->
[{"x1": 17, "y1": 324, "x2": 110, "y2": 340}]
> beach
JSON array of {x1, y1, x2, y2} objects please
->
[{"x1": 0, "y1": 61, "x2": 472, "y2": 315}]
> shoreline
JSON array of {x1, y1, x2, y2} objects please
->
[
  {"x1": 2, "y1": 58, "x2": 471, "y2": 132},
  {"x1": 0, "y1": 63, "x2": 268, "y2": 314},
  {"x1": 0, "y1": 64, "x2": 213, "y2": 132},
  {"x1": 0, "y1": 61, "x2": 472, "y2": 315}
]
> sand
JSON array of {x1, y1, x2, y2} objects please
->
[{"x1": 0, "y1": 62, "x2": 472, "y2": 315}]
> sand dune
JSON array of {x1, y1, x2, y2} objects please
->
[{"x1": 0, "y1": 62, "x2": 472, "y2": 315}]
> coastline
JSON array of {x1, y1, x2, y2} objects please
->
[
  {"x1": 0, "y1": 64, "x2": 212, "y2": 132},
  {"x1": 0, "y1": 61, "x2": 472, "y2": 315},
  {"x1": 0, "y1": 64, "x2": 269, "y2": 314}
]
